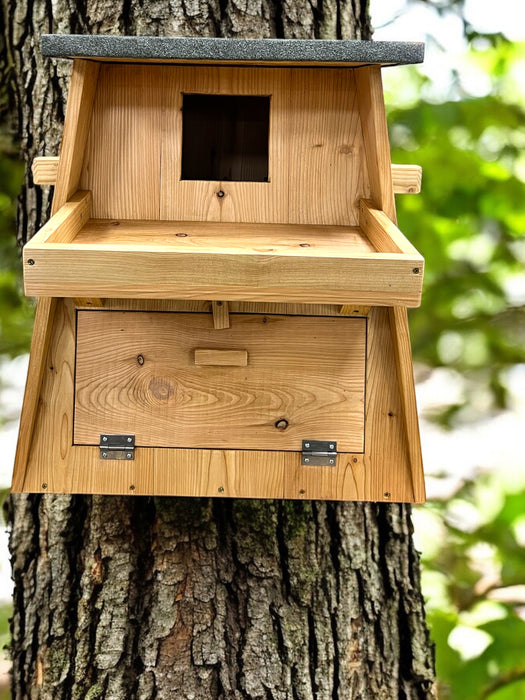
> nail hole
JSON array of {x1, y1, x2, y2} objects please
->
[
  {"x1": 129, "y1": 485, "x2": 135, "y2": 491},
  {"x1": 352, "y1": 457, "x2": 358, "y2": 463},
  {"x1": 299, "y1": 243, "x2": 310, "y2": 248},
  {"x1": 413, "y1": 267, "x2": 420, "y2": 274},
  {"x1": 176, "y1": 232, "x2": 188, "y2": 237},
  {"x1": 299, "y1": 489, "x2": 305, "y2": 495},
  {"x1": 27, "y1": 259, "x2": 35, "y2": 266},
  {"x1": 384, "y1": 492, "x2": 391, "y2": 499}
]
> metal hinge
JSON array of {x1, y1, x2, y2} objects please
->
[
  {"x1": 99, "y1": 434, "x2": 135, "y2": 460},
  {"x1": 301, "y1": 440, "x2": 337, "y2": 466}
]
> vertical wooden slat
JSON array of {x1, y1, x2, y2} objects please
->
[
  {"x1": 212, "y1": 301, "x2": 230, "y2": 329},
  {"x1": 355, "y1": 65, "x2": 396, "y2": 222},
  {"x1": 11, "y1": 297, "x2": 57, "y2": 491},
  {"x1": 52, "y1": 59, "x2": 100, "y2": 214},
  {"x1": 389, "y1": 306, "x2": 425, "y2": 502}
]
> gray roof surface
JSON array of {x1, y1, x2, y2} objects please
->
[{"x1": 41, "y1": 35, "x2": 424, "y2": 67}]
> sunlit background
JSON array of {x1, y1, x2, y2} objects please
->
[{"x1": 1, "y1": 2, "x2": 524, "y2": 697}]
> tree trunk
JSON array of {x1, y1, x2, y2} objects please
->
[{"x1": 1, "y1": 1, "x2": 436, "y2": 698}]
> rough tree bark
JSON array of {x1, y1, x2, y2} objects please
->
[{"x1": 1, "y1": 1, "x2": 436, "y2": 698}]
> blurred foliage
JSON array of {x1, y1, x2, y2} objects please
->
[
  {"x1": 389, "y1": 39, "x2": 525, "y2": 425},
  {"x1": 416, "y1": 473, "x2": 525, "y2": 700},
  {"x1": 0, "y1": 133, "x2": 33, "y2": 356},
  {"x1": 386, "y1": 34, "x2": 525, "y2": 700}
]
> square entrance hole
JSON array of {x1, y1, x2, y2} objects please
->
[{"x1": 181, "y1": 94, "x2": 270, "y2": 182}]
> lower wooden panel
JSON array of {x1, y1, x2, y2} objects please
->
[{"x1": 14, "y1": 298, "x2": 424, "y2": 502}]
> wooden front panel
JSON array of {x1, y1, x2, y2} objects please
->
[
  {"x1": 81, "y1": 64, "x2": 369, "y2": 225},
  {"x1": 74, "y1": 311, "x2": 366, "y2": 452}
]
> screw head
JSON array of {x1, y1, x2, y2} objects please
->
[
  {"x1": 41, "y1": 483, "x2": 47, "y2": 489},
  {"x1": 299, "y1": 489, "x2": 305, "y2": 495},
  {"x1": 304, "y1": 457, "x2": 310, "y2": 464},
  {"x1": 102, "y1": 436, "x2": 108, "y2": 442},
  {"x1": 126, "y1": 453, "x2": 132, "y2": 459},
  {"x1": 27, "y1": 259, "x2": 35, "y2": 266},
  {"x1": 127, "y1": 437, "x2": 132, "y2": 443},
  {"x1": 413, "y1": 267, "x2": 420, "y2": 275},
  {"x1": 129, "y1": 484, "x2": 135, "y2": 491},
  {"x1": 329, "y1": 459, "x2": 335, "y2": 465},
  {"x1": 384, "y1": 492, "x2": 391, "y2": 499},
  {"x1": 218, "y1": 486, "x2": 224, "y2": 493},
  {"x1": 304, "y1": 442, "x2": 310, "y2": 449},
  {"x1": 216, "y1": 190, "x2": 225, "y2": 198},
  {"x1": 329, "y1": 444, "x2": 334, "y2": 449},
  {"x1": 101, "y1": 452, "x2": 107, "y2": 458}
]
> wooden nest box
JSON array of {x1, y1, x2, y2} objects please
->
[{"x1": 13, "y1": 35, "x2": 426, "y2": 502}]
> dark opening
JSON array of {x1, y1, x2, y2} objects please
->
[{"x1": 181, "y1": 94, "x2": 270, "y2": 182}]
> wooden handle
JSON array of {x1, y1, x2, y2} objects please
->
[{"x1": 194, "y1": 349, "x2": 248, "y2": 366}]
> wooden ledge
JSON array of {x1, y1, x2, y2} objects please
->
[{"x1": 32, "y1": 156, "x2": 422, "y2": 194}]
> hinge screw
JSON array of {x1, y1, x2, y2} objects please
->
[
  {"x1": 127, "y1": 437, "x2": 132, "y2": 443},
  {"x1": 126, "y1": 453, "x2": 133, "y2": 459},
  {"x1": 102, "y1": 436, "x2": 108, "y2": 442},
  {"x1": 304, "y1": 457, "x2": 310, "y2": 463},
  {"x1": 304, "y1": 442, "x2": 310, "y2": 449},
  {"x1": 101, "y1": 452, "x2": 107, "y2": 458},
  {"x1": 329, "y1": 459, "x2": 335, "y2": 465},
  {"x1": 329, "y1": 444, "x2": 334, "y2": 449}
]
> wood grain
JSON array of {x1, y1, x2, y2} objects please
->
[
  {"x1": 11, "y1": 298, "x2": 57, "y2": 491},
  {"x1": 362, "y1": 307, "x2": 416, "y2": 502},
  {"x1": 355, "y1": 66, "x2": 396, "y2": 221},
  {"x1": 194, "y1": 349, "x2": 248, "y2": 366},
  {"x1": 16, "y1": 299, "x2": 424, "y2": 502},
  {"x1": 73, "y1": 311, "x2": 366, "y2": 452},
  {"x1": 391, "y1": 164, "x2": 422, "y2": 194},
  {"x1": 24, "y1": 191, "x2": 91, "y2": 247},
  {"x1": 160, "y1": 65, "x2": 290, "y2": 224},
  {"x1": 20, "y1": 299, "x2": 155, "y2": 494},
  {"x1": 32, "y1": 155, "x2": 423, "y2": 195},
  {"x1": 359, "y1": 199, "x2": 424, "y2": 257},
  {"x1": 52, "y1": 60, "x2": 100, "y2": 214},
  {"x1": 288, "y1": 68, "x2": 369, "y2": 225},
  {"x1": 81, "y1": 63, "x2": 164, "y2": 219},
  {"x1": 23, "y1": 218, "x2": 423, "y2": 306},
  {"x1": 339, "y1": 305, "x2": 370, "y2": 316},
  {"x1": 154, "y1": 449, "x2": 285, "y2": 499},
  {"x1": 32, "y1": 156, "x2": 60, "y2": 185},
  {"x1": 389, "y1": 306, "x2": 425, "y2": 502},
  {"x1": 212, "y1": 301, "x2": 230, "y2": 329}
]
